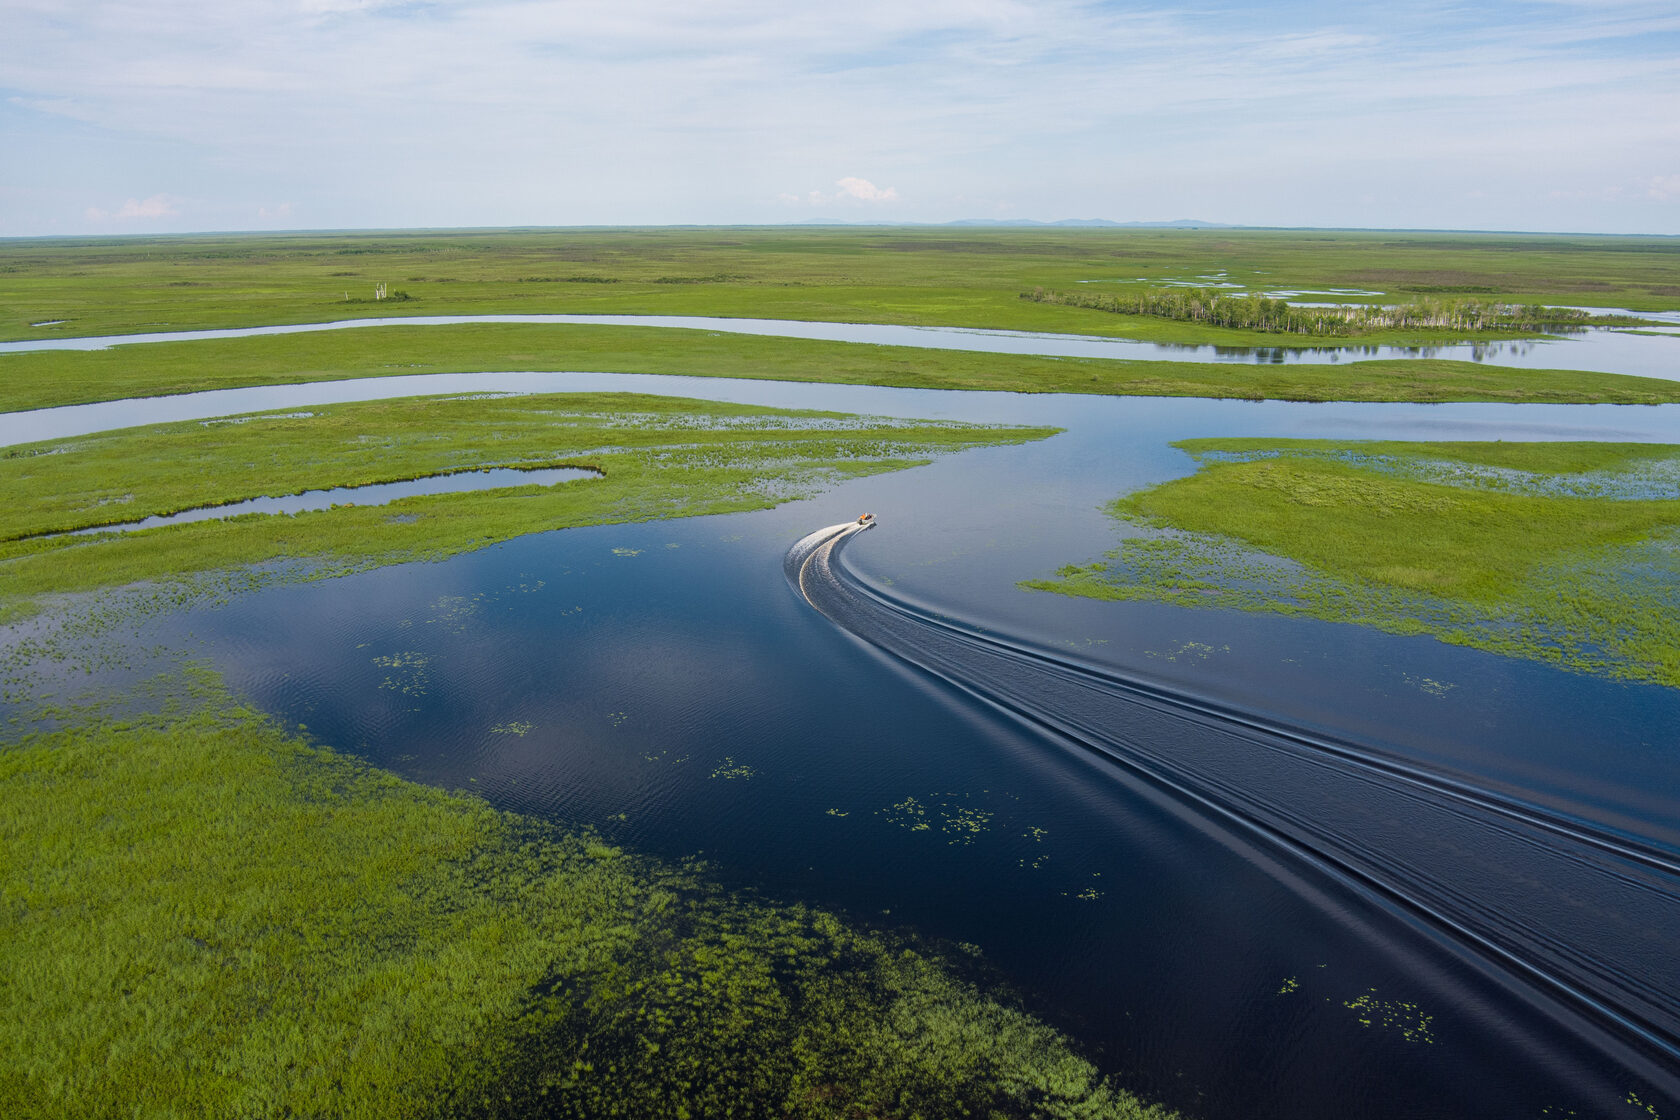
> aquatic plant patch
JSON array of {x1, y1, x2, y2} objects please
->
[{"x1": 1024, "y1": 440, "x2": 1680, "y2": 687}]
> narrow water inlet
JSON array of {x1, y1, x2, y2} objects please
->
[{"x1": 57, "y1": 464, "x2": 602, "y2": 538}]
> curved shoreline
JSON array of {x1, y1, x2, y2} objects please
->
[{"x1": 18, "y1": 463, "x2": 604, "y2": 542}]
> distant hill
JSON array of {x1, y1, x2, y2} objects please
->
[
  {"x1": 788, "y1": 218, "x2": 1230, "y2": 229},
  {"x1": 947, "y1": 218, "x2": 1228, "y2": 228}
]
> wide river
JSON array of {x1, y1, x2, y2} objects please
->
[{"x1": 4, "y1": 319, "x2": 1679, "y2": 1119}]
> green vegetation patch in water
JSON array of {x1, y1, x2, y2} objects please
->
[
  {"x1": 1024, "y1": 439, "x2": 1680, "y2": 687},
  {"x1": 0, "y1": 391, "x2": 1055, "y2": 623},
  {"x1": 0, "y1": 670, "x2": 1175, "y2": 1118}
]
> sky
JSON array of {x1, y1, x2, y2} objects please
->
[{"x1": 2, "y1": 0, "x2": 1678, "y2": 236}]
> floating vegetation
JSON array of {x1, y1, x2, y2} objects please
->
[
  {"x1": 880, "y1": 796, "x2": 931, "y2": 832},
  {"x1": 1147, "y1": 640, "x2": 1229, "y2": 663},
  {"x1": 371, "y1": 651, "x2": 430, "y2": 696},
  {"x1": 1278, "y1": 976, "x2": 1300, "y2": 995},
  {"x1": 1342, "y1": 989, "x2": 1437, "y2": 1044},
  {"x1": 427, "y1": 593, "x2": 484, "y2": 633},
  {"x1": 1027, "y1": 439, "x2": 1680, "y2": 688},
  {"x1": 489, "y1": 721, "x2": 534, "y2": 736},
  {"x1": 824, "y1": 808, "x2": 850, "y2": 818},
  {"x1": 1626, "y1": 1091, "x2": 1664, "y2": 1118},
  {"x1": 1403, "y1": 674, "x2": 1455, "y2": 697},
  {"x1": 879, "y1": 793, "x2": 994, "y2": 845},
  {"x1": 709, "y1": 756, "x2": 757, "y2": 780},
  {"x1": 611, "y1": 547, "x2": 643, "y2": 557}
]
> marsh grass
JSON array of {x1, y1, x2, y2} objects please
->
[
  {"x1": 1025, "y1": 440, "x2": 1680, "y2": 687},
  {"x1": 1, "y1": 670, "x2": 1177, "y2": 1119},
  {"x1": 0, "y1": 392, "x2": 1056, "y2": 623},
  {"x1": 5, "y1": 228, "x2": 1678, "y2": 347}
]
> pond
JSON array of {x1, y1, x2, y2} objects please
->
[{"x1": 5, "y1": 341, "x2": 1679, "y2": 1117}]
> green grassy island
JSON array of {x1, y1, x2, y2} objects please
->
[
  {"x1": 0, "y1": 391, "x2": 1055, "y2": 624},
  {"x1": 1026, "y1": 439, "x2": 1680, "y2": 688}
]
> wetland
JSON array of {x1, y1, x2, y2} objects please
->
[{"x1": 3, "y1": 229, "x2": 1679, "y2": 1120}]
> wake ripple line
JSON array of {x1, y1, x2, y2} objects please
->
[{"x1": 788, "y1": 524, "x2": 1680, "y2": 1082}]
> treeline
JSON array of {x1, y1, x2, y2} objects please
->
[{"x1": 1023, "y1": 287, "x2": 1630, "y2": 336}]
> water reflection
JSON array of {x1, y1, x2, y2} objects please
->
[{"x1": 55, "y1": 465, "x2": 600, "y2": 538}]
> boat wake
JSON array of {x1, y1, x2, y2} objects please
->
[{"x1": 787, "y1": 521, "x2": 1680, "y2": 1093}]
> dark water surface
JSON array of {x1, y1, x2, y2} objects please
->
[{"x1": 60, "y1": 380, "x2": 1670, "y2": 1119}]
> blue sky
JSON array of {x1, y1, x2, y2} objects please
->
[{"x1": 2, "y1": 0, "x2": 1677, "y2": 235}]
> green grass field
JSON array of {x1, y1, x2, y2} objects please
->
[
  {"x1": 1026, "y1": 439, "x2": 1680, "y2": 687},
  {"x1": 4, "y1": 227, "x2": 1678, "y2": 347}
]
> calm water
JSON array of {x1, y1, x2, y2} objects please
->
[
  {"x1": 3, "y1": 311, "x2": 1679, "y2": 378},
  {"x1": 6, "y1": 334, "x2": 1680, "y2": 1115},
  {"x1": 60, "y1": 466, "x2": 599, "y2": 537}
]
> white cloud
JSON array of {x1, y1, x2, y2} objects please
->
[
  {"x1": 1647, "y1": 175, "x2": 1680, "y2": 201},
  {"x1": 835, "y1": 177, "x2": 898, "y2": 203},
  {"x1": 84, "y1": 194, "x2": 181, "y2": 222},
  {"x1": 258, "y1": 201, "x2": 294, "y2": 219},
  {"x1": 786, "y1": 178, "x2": 901, "y2": 207}
]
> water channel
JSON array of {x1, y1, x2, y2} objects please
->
[{"x1": 3, "y1": 311, "x2": 1679, "y2": 380}]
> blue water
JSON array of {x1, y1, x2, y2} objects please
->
[{"x1": 57, "y1": 465, "x2": 599, "y2": 537}]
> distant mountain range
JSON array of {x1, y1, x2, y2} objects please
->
[
  {"x1": 949, "y1": 218, "x2": 1228, "y2": 228},
  {"x1": 790, "y1": 218, "x2": 1229, "y2": 229}
]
